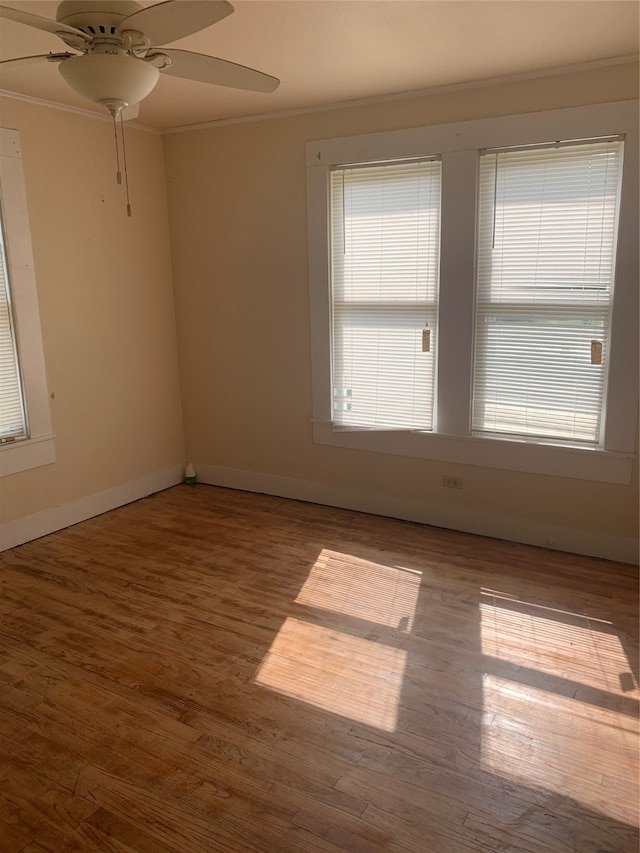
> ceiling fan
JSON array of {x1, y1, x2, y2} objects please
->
[{"x1": 0, "y1": 0, "x2": 280, "y2": 119}]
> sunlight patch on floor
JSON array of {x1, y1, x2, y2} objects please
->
[
  {"x1": 254, "y1": 617, "x2": 407, "y2": 731},
  {"x1": 295, "y1": 548, "x2": 421, "y2": 631},
  {"x1": 479, "y1": 594, "x2": 635, "y2": 694},
  {"x1": 480, "y1": 673, "x2": 640, "y2": 826},
  {"x1": 479, "y1": 593, "x2": 639, "y2": 827}
]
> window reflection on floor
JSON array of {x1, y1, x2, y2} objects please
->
[
  {"x1": 255, "y1": 550, "x2": 420, "y2": 731},
  {"x1": 254, "y1": 616, "x2": 407, "y2": 731},
  {"x1": 295, "y1": 548, "x2": 421, "y2": 630},
  {"x1": 479, "y1": 589, "x2": 639, "y2": 825}
]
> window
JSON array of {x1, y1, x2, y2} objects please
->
[
  {"x1": 472, "y1": 138, "x2": 623, "y2": 446},
  {"x1": 307, "y1": 101, "x2": 638, "y2": 484},
  {"x1": 0, "y1": 205, "x2": 26, "y2": 441},
  {"x1": 331, "y1": 159, "x2": 441, "y2": 430},
  {"x1": 0, "y1": 128, "x2": 54, "y2": 477}
]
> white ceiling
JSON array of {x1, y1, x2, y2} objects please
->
[{"x1": 0, "y1": 1, "x2": 638, "y2": 131}]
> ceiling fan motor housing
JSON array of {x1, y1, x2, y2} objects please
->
[{"x1": 56, "y1": 1, "x2": 142, "y2": 39}]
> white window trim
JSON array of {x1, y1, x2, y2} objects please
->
[
  {"x1": 306, "y1": 101, "x2": 639, "y2": 484},
  {"x1": 0, "y1": 128, "x2": 54, "y2": 477}
]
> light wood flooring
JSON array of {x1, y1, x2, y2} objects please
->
[{"x1": 0, "y1": 484, "x2": 638, "y2": 852}]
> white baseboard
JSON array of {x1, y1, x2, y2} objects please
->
[
  {"x1": 3, "y1": 462, "x2": 636, "y2": 565},
  {"x1": 195, "y1": 464, "x2": 639, "y2": 565},
  {"x1": 0, "y1": 464, "x2": 184, "y2": 551}
]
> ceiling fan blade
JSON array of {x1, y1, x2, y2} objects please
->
[
  {"x1": 0, "y1": 5, "x2": 89, "y2": 41},
  {"x1": 152, "y1": 49, "x2": 280, "y2": 93},
  {"x1": 0, "y1": 52, "x2": 75, "y2": 69},
  {"x1": 118, "y1": 1, "x2": 234, "y2": 46}
]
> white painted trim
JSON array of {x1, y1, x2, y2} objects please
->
[
  {"x1": 0, "y1": 433, "x2": 55, "y2": 476},
  {"x1": 312, "y1": 423, "x2": 634, "y2": 484},
  {"x1": 165, "y1": 54, "x2": 639, "y2": 135},
  {"x1": 194, "y1": 464, "x2": 639, "y2": 565},
  {"x1": 0, "y1": 464, "x2": 184, "y2": 551},
  {"x1": 0, "y1": 91, "x2": 158, "y2": 134},
  {"x1": 305, "y1": 100, "x2": 639, "y2": 168},
  {"x1": 605, "y1": 127, "x2": 640, "y2": 452},
  {"x1": 306, "y1": 100, "x2": 639, "y2": 482},
  {"x1": 436, "y1": 150, "x2": 477, "y2": 435},
  {"x1": 0, "y1": 127, "x2": 54, "y2": 474}
]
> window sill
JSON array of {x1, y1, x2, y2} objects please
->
[
  {"x1": 0, "y1": 434, "x2": 56, "y2": 477},
  {"x1": 312, "y1": 422, "x2": 634, "y2": 484}
]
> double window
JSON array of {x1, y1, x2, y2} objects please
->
[{"x1": 307, "y1": 102, "x2": 638, "y2": 483}]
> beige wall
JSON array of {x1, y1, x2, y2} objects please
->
[
  {"x1": 164, "y1": 63, "x2": 639, "y2": 548},
  {"x1": 0, "y1": 64, "x2": 637, "y2": 554},
  {"x1": 0, "y1": 97, "x2": 185, "y2": 525}
]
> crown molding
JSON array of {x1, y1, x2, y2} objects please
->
[
  {"x1": 0, "y1": 89, "x2": 159, "y2": 133},
  {"x1": 1, "y1": 53, "x2": 637, "y2": 136},
  {"x1": 164, "y1": 53, "x2": 639, "y2": 135}
]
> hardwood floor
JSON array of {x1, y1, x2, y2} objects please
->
[{"x1": 0, "y1": 484, "x2": 637, "y2": 852}]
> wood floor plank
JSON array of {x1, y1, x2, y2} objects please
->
[
  {"x1": 0, "y1": 804, "x2": 33, "y2": 853},
  {"x1": 85, "y1": 807, "x2": 182, "y2": 853},
  {"x1": 0, "y1": 484, "x2": 637, "y2": 852}
]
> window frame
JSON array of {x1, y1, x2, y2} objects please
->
[
  {"x1": 306, "y1": 101, "x2": 638, "y2": 484},
  {"x1": 330, "y1": 157, "x2": 442, "y2": 431},
  {"x1": 471, "y1": 138, "x2": 624, "y2": 447},
  {"x1": 0, "y1": 128, "x2": 54, "y2": 478}
]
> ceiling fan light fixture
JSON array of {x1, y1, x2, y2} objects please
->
[{"x1": 59, "y1": 53, "x2": 160, "y2": 111}]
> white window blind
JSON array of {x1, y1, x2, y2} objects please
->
[
  {"x1": 0, "y1": 207, "x2": 26, "y2": 442},
  {"x1": 472, "y1": 138, "x2": 623, "y2": 445},
  {"x1": 330, "y1": 159, "x2": 441, "y2": 430}
]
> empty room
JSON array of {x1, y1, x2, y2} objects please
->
[{"x1": 0, "y1": 1, "x2": 638, "y2": 851}]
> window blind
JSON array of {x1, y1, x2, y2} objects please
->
[
  {"x1": 472, "y1": 139, "x2": 623, "y2": 445},
  {"x1": 0, "y1": 209, "x2": 26, "y2": 441},
  {"x1": 330, "y1": 159, "x2": 441, "y2": 430}
]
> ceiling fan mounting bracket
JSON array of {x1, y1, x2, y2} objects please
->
[
  {"x1": 145, "y1": 52, "x2": 171, "y2": 70},
  {"x1": 119, "y1": 30, "x2": 151, "y2": 55},
  {"x1": 45, "y1": 52, "x2": 75, "y2": 64}
]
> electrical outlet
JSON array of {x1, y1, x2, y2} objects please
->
[{"x1": 443, "y1": 475, "x2": 462, "y2": 489}]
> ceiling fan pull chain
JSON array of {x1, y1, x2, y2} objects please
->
[
  {"x1": 119, "y1": 112, "x2": 132, "y2": 218},
  {"x1": 112, "y1": 113, "x2": 122, "y2": 186}
]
